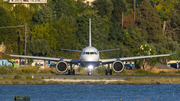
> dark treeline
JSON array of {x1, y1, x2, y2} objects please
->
[{"x1": 1, "y1": 0, "x2": 180, "y2": 67}]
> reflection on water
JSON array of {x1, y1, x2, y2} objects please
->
[{"x1": 0, "y1": 84, "x2": 180, "y2": 101}]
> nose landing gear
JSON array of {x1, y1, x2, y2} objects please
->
[{"x1": 88, "y1": 71, "x2": 92, "y2": 75}]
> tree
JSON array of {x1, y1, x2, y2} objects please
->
[
  {"x1": 151, "y1": 0, "x2": 178, "y2": 21},
  {"x1": 33, "y1": 5, "x2": 53, "y2": 24},
  {"x1": 31, "y1": 22, "x2": 58, "y2": 52},
  {"x1": 27, "y1": 38, "x2": 51, "y2": 56},
  {"x1": 111, "y1": 0, "x2": 128, "y2": 23},
  {"x1": 0, "y1": 6, "x2": 19, "y2": 54},
  {"x1": 92, "y1": 0, "x2": 113, "y2": 19},
  {"x1": 76, "y1": 10, "x2": 110, "y2": 50},
  {"x1": 136, "y1": 0, "x2": 163, "y2": 43},
  {"x1": 12, "y1": 4, "x2": 34, "y2": 25},
  {"x1": 53, "y1": 0, "x2": 88, "y2": 20}
]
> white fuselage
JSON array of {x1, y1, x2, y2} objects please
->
[{"x1": 80, "y1": 46, "x2": 100, "y2": 67}]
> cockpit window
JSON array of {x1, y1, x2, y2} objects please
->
[
  {"x1": 90, "y1": 52, "x2": 94, "y2": 54},
  {"x1": 83, "y1": 52, "x2": 98, "y2": 55}
]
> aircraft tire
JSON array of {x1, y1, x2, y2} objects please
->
[
  {"x1": 72, "y1": 70, "x2": 75, "y2": 75},
  {"x1": 68, "y1": 70, "x2": 71, "y2": 75},
  {"x1": 109, "y1": 70, "x2": 112, "y2": 75},
  {"x1": 88, "y1": 72, "x2": 92, "y2": 75},
  {"x1": 105, "y1": 70, "x2": 108, "y2": 75}
]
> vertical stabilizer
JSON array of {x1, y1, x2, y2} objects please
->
[{"x1": 89, "y1": 18, "x2": 91, "y2": 47}]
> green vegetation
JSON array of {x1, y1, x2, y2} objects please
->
[
  {"x1": 41, "y1": 76, "x2": 45, "y2": 79},
  {"x1": 73, "y1": 78, "x2": 77, "y2": 80},
  {"x1": 14, "y1": 75, "x2": 22, "y2": 79},
  {"x1": 0, "y1": 76, "x2": 180, "y2": 85},
  {"x1": 0, "y1": 66, "x2": 61, "y2": 75},
  {"x1": 26, "y1": 76, "x2": 33, "y2": 79},
  {"x1": 0, "y1": 0, "x2": 180, "y2": 69}
]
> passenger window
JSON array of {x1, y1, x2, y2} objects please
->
[
  {"x1": 83, "y1": 52, "x2": 85, "y2": 55},
  {"x1": 95, "y1": 52, "x2": 97, "y2": 55},
  {"x1": 86, "y1": 52, "x2": 89, "y2": 55}
]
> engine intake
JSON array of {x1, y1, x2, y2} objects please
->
[
  {"x1": 56, "y1": 61, "x2": 68, "y2": 73},
  {"x1": 112, "y1": 61, "x2": 124, "y2": 73}
]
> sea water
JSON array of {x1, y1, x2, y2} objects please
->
[{"x1": 0, "y1": 84, "x2": 179, "y2": 101}]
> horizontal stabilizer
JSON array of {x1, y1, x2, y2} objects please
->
[
  {"x1": 99, "y1": 48, "x2": 119, "y2": 52},
  {"x1": 61, "y1": 49, "x2": 81, "y2": 52}
]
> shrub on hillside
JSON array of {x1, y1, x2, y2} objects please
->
[
  {"x1": 18, "y1": 69, "x2": 37, "y2": 74},
  {"x1": 0, "y1": 67, "x2": 13, "y2": 75},
  {"x1": 14, "y1": 75, "x2": 22, "y2": 79}
]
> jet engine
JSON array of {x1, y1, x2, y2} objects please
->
[
  {"x1": 112, "y1": 61, "x2": 124, "y2": 73},
  {"x1": 56, "y1": 61, "x2": 68, "y2": 73}
]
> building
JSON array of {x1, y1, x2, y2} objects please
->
[
  {"x1": 0, "y1": 60, "x2": 14, "y2": 67},
  {"x1": 4, "y1": 0, "x2": 47, "y2": 3},
  {"x1": 74, "y1": 0, "x2": 95, "y2": 6},
  {"x1": 83, "y1": 0, "x2": 94, "y2": 6}
]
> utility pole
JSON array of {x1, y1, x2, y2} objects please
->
[
  {"x1": 25, "y1": 23, "x2": 27, "y2": 65},
  {"x1": 134, "y1": 0, "x2": 136, "y2": 22},
  {"x1": 122, "y1": 12, "x2": 124, "y2": 28}
]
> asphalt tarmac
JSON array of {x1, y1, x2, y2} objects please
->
[{"x1": 1, "y1": 75, "x2": 180, "y2": 79}]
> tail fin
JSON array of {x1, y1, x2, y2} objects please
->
[{"x1": 89, "y1": 18, "x2": 91, "y2": 47}]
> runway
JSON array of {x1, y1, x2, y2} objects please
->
[{"x1": 1, "y1": 75, "x2": 180, "y2": 79}]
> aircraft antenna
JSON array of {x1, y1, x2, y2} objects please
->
[{"x1": 89, "y1": 18, "x2": 91, "y2": 47}]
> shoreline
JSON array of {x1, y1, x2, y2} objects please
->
[{"x1": 0, "y1": 76, "x2": 180, "y2": 85}]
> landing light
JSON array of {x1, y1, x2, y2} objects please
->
[{"x1": 88, "y1": 65, "x2": 93, "y2": 70}]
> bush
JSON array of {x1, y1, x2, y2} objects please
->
[
  {"x1": 14, "y1": 75, "x2": 22, "y2": 79},
  {"x1": 77, "y1": 66, "x2": 84, "y2": 72},
  {"x1": 132, "y1": 69, "x2": 154, "y2": 75},
  {"x1": 18, "y1": 69, "x2": 37, "y2": 74},
  {"x1": 41, "y1": 76, "x2": 45, "y2": 79},
  {"x1": 0, "y1": 67, "x2": 13, "y2": 75},
  {"x1": 95, "y1": 66, "x2": 106, "y2": 74},
  {"x1": 26, "y1": 76, "x2": 32, "y2": 79},
  {"x1": 158, "y1": 71, "x2": 167, "y2": 75},
  {"x1": 175, "y1": 70, "x2": 180, "y2": 74},
  {"x1": 3, "y1": 77, "x2": 12, "y2": 79}
]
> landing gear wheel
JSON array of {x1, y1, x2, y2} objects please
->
[
  {"x1": 105, "y1": 70, "x2": 108, "y2": 75},
  {"x1": 68, "y1": 70, "x2": 71, "y2": 75},
  {"x1": 109, "y1": 70, "x2": 112, "y2": 75},
  {"x1": 72, "y1": 70, "x2": 75, "y2": 75}
]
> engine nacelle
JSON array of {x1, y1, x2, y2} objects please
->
[
  {"x1": 112, "y1": 61, "x2": 124, "y2": 73},
  {"x1": 56, "y1": 61, "x2": 68, "y2": 73}
]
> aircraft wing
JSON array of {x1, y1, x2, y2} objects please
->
[
  {"x1": 100, "y1": 53, "x2": 173, "y2": 64},
  {"x1": 6, "y1": 54, "x2": 80, "y2": 63}
]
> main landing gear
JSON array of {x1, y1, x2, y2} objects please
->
[
  {"x1": 105, "y1": 64, "x2": 112, "y2": 75},
  {"x1": 68, "y1": 64, "x2": 75, "y2": 75}
]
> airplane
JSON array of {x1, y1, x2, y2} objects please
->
[{"x1": 4, "y1": 18, "x2": 176, "y2": 75}]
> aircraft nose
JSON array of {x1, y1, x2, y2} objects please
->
[{"x1": 81, "y1": 55, "x2": 99, "y2": 61}]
